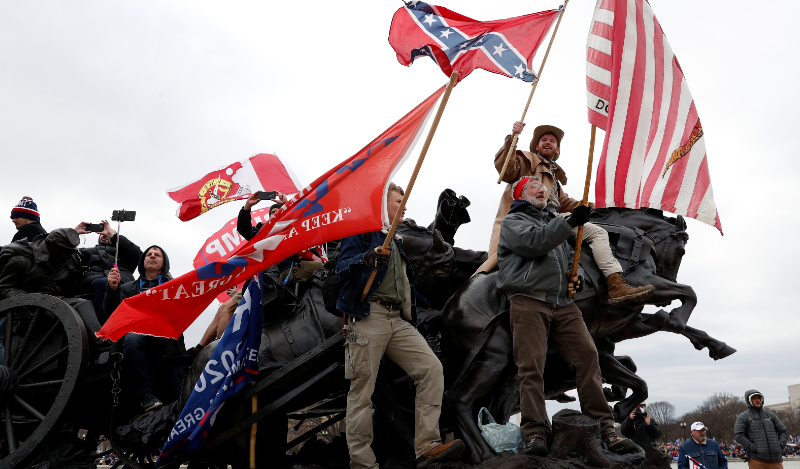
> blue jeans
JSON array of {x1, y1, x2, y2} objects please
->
[
  {"x1": 121, "y1": 333, "x2": 182, "y2": 403},
  {"x1": 90, "y1": 278, "x2": 109, "y2": 325}
]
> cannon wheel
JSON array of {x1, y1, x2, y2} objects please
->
[{"x1": 0, "y1": 294, "x2": 88, "y2": 468}]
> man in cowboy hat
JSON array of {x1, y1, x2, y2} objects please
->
[{"x1": 477, "y1": 121, "x2": 653, "y2": 305}]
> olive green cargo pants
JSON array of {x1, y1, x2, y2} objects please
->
[{"x1": 344, "y1": 303, "x2": 444, "y2": 469}]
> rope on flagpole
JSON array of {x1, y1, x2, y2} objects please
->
[
  {"x1": 360, "y1": 71, "x2": 459, "y2": 301},
  {"x1": 497, "y1": 0, "x2": 570, "y2": 184},
  {"x1": 567, "y1": 125, "x2": 596, "y2": 297}
]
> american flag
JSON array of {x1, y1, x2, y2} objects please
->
[
  {"x1": 687, "y1": 455, "x2": 708, "y2": 469},
  {"x1": 586, "y1": 0, "x2": 722, "y2": 233}
]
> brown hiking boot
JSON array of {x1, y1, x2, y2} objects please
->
[
  {"x1": 606, "y1": 272, "x2": 654, "y2": 305},
  {"x1": 416, "y1": 440, "x2": 465, "y2": 469}
]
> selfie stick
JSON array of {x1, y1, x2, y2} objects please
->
[{"x1": 113, "y1": 210, "x2": 127, "y2": 268}]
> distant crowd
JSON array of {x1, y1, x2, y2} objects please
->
[{"x1": 658, "y1": 440, "x2": 800, "y2": 460}]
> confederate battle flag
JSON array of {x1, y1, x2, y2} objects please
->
[
  {"x1": 97, "y1": 85, "x2": 446, "y2": 341},
  {"x1": 389, "y1": 1, "x2": 560, "y2": 83},
  {"x1": 167, "y1": 153, "x2": 302, "y2": 222},
  {"x1": 586, "y1": 0, "x2": 722, "y2": 233}
]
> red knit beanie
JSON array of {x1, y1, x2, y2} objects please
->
[{"x1": 513, "y1": 177, "x2": 532, "y2": 200}]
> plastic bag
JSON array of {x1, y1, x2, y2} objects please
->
[{"x1": 477, "y1": 407, "x2": 524, "y2": 454}]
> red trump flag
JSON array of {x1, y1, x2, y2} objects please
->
[
  {"x1": 586, "y1": 0, "x2": 721, "y2": 233},
  {"x1": 389, "y1": 1, "x2": 560, "y2": 83},
  {"x1": 97, "y1": 86, "x2": 446, "y2": 341},
  {"x1": 167, "y1": 153, "x2": 302, "y2": 222}
]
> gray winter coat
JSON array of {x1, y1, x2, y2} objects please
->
[
  {"x1": 734, "y1": 389, "x2": 788, "y2": 463},
  {"x1": 497, "y1": 199, "x2": 576, "y2": 305}
]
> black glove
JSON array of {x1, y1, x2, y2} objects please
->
[
  {"x1": 566, "y1": 205, "x2": 591, "y2": 228},
  {"x1": 364, "y1": 247, "x2": 391, "y2": 268}
]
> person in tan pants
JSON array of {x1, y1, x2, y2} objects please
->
[
  {"x1": 335, "y1": 183, "x2": 464, "y2": 469},
  {"x1": 478, "y1": 121, "x2": 653, "y2": 306}
]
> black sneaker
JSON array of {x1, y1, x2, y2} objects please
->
[
  {"x1": 139, "y1": 392, "x2": 163, "y2": 412},
  {"x1": 524, "y1": 437, "x2": 549, "y2": 456}
]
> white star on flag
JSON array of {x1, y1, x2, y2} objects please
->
[
  {"x1": 513, "y1": 63, "x2": 526, "y2": 77},
  {"x1": 423, "y1": 14, "x2": 437, "y2": 26},
  {"x1": 408, "y1": 0, "x2": 421, "y2": 6},
  {"x1": 492, "y1": 44, "x2": 507, "y2": 57},
  {"x1": 440, "y1": 29, "x2": 453, "y2": 39}
]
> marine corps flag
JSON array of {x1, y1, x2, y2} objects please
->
[
  {"x1": 389, "y1": 1, "x2": 560, "y2": 83},
  {"x1": 97, "y1": 86, "x2": 445, "y2": 341},
  {"x1": 167, "y1": 153, "x2": 302, "y2": 221},
  {"x1": 586, "y1": 0, "x2": 722, "y2": 233}
]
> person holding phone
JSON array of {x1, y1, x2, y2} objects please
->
[{"x1": 75, "y1": 220, "x2": 143, "y2": 324}]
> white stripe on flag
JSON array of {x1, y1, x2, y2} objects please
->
[{"x1": 641, "y1": 42, "x2": 675, "y2": 183}]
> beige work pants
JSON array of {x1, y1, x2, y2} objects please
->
[
  {"x1": 344, "y1": 303, "x2": 444, "y2": 469},
  {"x1": 559, "y1": 214, "x2": 622, "y2": 277}
]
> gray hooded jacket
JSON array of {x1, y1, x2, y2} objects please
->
[
  {"x1": 497, "y1": 199, "x2": 576, "y2": 305},
  {"x1": 734, "y1": 389, "x2": 788, "y2": 463}
]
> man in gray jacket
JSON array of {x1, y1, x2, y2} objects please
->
[
  {"x1": 497, "y1": 176, "x2": 640, "y2": 456},
  {"x1": 734, "y1": 390, "x2": 789, "y2": 469}
]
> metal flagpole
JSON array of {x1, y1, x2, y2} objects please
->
[
  {"x1": 567, "y1": 125, "x2": 596, "y2": 297},
  {"x1": 360, "y1": 71, "x2": 459, "y2": 301},
  {"x1": 497, "y1": 0, "x2": 570, "y2": 184}
]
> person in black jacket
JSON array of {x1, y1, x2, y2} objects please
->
[
  {"x1": 236, "y1": 191, "x2": 287, "y2": 241},
  {"x1": 105, "y1": 245, "x2": 186, "y2": 412},
  {"x1": 734, "y1": 390, "x2": 789, "y2": 469},
  {"x1": 9, "y1": 196, "x2": 47, "y2": 243},
  {"x1": 621, "y1": 404, "x2": 663, "y2": 457},
  {"x1": 76, "y1": 220, "x2": 142, "y2": 324}
]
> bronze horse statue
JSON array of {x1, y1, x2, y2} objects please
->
[
  {"x1": 115, "y1": 193, "x2": 734, "y2": 468},
  {"x1": 439, "y1": 207, "x2": 736, "y2": 463}
]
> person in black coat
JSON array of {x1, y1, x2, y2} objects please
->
[
  {"x1": 9, "y1": 196, "x2": 47, "y2": 243},
  {"x1": 621, "y1": 404, "x2": 663, "y2": 456},
  {"x1": 105, "y1": 245, "x2": 186, "y2": 412},
  {"x1": 75, "y1": 220, "x2": 142, "y2": 324}
]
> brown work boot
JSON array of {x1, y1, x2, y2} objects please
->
[
  {"x1": 603, "y1": 433, "x2": 643, "y2": 455},
  {"x1": 416, "y1": 440, "x2": 465, "y2": 469},
  {"x1": 606, "y1": 272, "x2": 654, "y2": 305}
]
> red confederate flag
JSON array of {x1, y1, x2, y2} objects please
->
[
  {"x1": 389, "y1": 1, "x2": 560, "y2": 83},
  {"x1": 586, "y1": 0, "x2": 721, "y2": 233},
  {"x1": 167, "y1": 153, "x2": 302, "y2": 221},
  {"x1": 97, "y1": 86, "x2": 446, "y2": 341}
]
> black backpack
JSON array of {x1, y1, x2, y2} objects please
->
[{"x1": 321, "y1": 232, "x2": 374, "y2": 317}]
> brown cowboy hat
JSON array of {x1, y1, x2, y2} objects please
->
[{"x1": 530, "y1": 125, "x2": 565, "y2": 160}]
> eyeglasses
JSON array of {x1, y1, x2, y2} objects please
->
[{"x1": 528, "y1": 183, "x2": 548, "y2": 192}]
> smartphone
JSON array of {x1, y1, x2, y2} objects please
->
[
  {"x1": 257, "y1": 191, "x2": 277, "y2": 200},
  {"x1": 85, "y1": 223, "x2": 105, "y2": 232},
  {"x1": 111, "y1": 210, "x2": 136, "y2": 222}
]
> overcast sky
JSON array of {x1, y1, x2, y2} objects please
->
[{"x1": 1, "y1": 1, "x2": 798, "y2": 418}]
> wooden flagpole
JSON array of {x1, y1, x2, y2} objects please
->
[
  {"x1": 497, "y1": 0, "x2": 570, "y2": 184},
  {"x1": 567, "y1": 125, "x2": 596, "y2": 297},
  {"x1": 360, "y1": 71, "x2": 459, "y2": 301},
  {"x1": 250, "y1": 393, "x2": 257, "y2": 468}
]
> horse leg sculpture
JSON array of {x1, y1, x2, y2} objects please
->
[
  {"x1": 443, "y1": 326, "x2": 515, "y2": 464},
  {"x1": 636, "y1": 274, "x2": 697, "y2": 333},
  {"x1": 596, "y1": 351, "x2": 648, "y2": 423}
]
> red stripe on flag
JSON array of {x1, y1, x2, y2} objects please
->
[
  {"x1": 645, "y1": 22, "x2": 665, "y2": 155},
  {"x1": 587, "y1": 76, "x2": 611, "y2": 101},
  {"x1": 686, "y1": 154, "x2": 710, "y2": 217},
  {"x1": 641, "y1": 55, "x2": 684, "y2": 204},
  {"x1": 601, "y1": 0, "x2": 615, "y2": 11},
  {"x1": 714, "y1": 212, "x2": 723, "y2": 234},
  {"x1": 588, "y1": 109, "x2": 607, "y2": 130},
  {"x1": 587, "y1": 47, "x2": 612, "y2": 72},
  {"x1": 592, "y1": 21, "x2": 614, "y2": 41},
  {"x1": 660, "y1": 102, "x2": 699, "y2": 210},
  {"x1": 249, "y1": 154, "x2": 298, "y2": 193},
  {"x1": 612, "y1": 0, "x2": 647, "y2": 207}
]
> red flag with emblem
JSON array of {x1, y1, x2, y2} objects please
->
[
  {"x1": 97, "y1": 86, "x2": 446, "y2": 341},
  {"x1": 167, "y1": 153, "x2": 303, "y2": 222}
]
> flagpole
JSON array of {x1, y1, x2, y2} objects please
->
[
  {"x1": 497, "y1": 0, "x2": 569, "y2": 184},
  {"x1": 360, "y1": 71, "x2": 459, "y2": 301},
  {"x1": 567, "y1": 125, "x2": 596, "y2": 297},
  {"x1": 250, "y1": 393, "x2": 257, "y2": 468}
]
